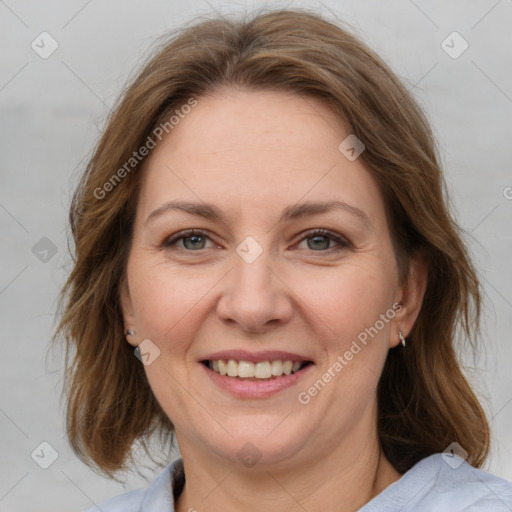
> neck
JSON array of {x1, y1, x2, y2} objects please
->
[{"x1": 175, "y1": 419, "x2": 401, "y2": 512}]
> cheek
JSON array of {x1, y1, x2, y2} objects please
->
[
  {"x1": 299, "y1": 263, "x2": 396, "y2": 405},
  {"x1": 127, "y1": 259, "x2": 208, "y2": 422},
  {"x1": 306, "y1": 270, "x2": 394, "y2": 387},
  {"x1": 128, "y1": 256, "x2": 213, "y2": 339},
  {"x1": 297, "y1": 261, "x2": 395, "y2": 341}
]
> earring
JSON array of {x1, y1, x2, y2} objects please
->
[
  {"x1": 126, "y1": 329, "x2": 135, "y2": 336},
  {"x1": 398, "y1": 330, "x2": 406, "y2": 347}
]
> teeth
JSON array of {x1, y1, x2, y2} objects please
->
[
  {"x1": 271, "y1": 360, "x2": 283, "y2": 376},
  {"x1": 227, "y1": 359, "x2": 238, "y2": 377},
  {"x1": 255, "y1": 361, "x2": 271, "y2": 379},
  {"x1": 207, "y1": 359, "x2": 307, "y2": 379},
  {"x1": 238, "y1": 361, "x2": 255, "y2": 378}
]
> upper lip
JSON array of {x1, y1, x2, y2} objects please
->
[{"x1": 201, "y1": 350, "x2": 314, "y2": 364}]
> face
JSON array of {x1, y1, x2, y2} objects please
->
[{"x1": 121, "y1": 88, "x2": 425, "y2": 471}]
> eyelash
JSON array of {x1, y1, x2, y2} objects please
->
[{"x1": 162, "y1": 228, "x2": 351, "y2": 254}]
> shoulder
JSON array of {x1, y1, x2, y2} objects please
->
[
  {"x1": 427, "y1": 453, "x2": 512, "y2": 510},
  {"x1": 82, "y1": 487, "x2": 146, "y2": 512},
  {"x1": 81, "y1": 458, "x2": 183, "y2": 512},
  {"x1": 361, "y1": 453, "x2": 512, "y2": 511}
]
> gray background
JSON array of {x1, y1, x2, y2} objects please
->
[{"x1": 1, "y1": 0, "x2": 511, "y2": 510}]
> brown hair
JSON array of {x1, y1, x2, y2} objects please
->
[{"x1": 53, "y1": 8, "x2": 490, "y2": 478}]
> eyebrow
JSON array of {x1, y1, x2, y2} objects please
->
[{"x1": 145, "y1": 200, "x2": 372, "y2": 229}]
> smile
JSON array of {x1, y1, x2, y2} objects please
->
[
  {"x1": 202, "y1": 359, "x2": 313, "y2": 380},
  {"x1": 200, "y1": 355, "x2": 315, "y2": 398}
]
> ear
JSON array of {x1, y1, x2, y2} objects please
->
[
  {"x1": 119, "y1": 276, "x2": 138, "y2": 347},
  {"x1": 391, "y1": 250, "x2": 428, "y2": 348}
]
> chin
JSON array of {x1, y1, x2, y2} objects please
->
[{"x1": 194, "y1": 416, "x2": 315, "y2": 469}]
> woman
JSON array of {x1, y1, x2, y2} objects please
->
[{"x1": 55, "y1": 8, "x2": 512, "y2": 511}]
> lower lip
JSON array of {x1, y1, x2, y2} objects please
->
[{"x1": 201, "y1": 363, "x2": 314, "y2": 399}]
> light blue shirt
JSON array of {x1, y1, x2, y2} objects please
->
[{"x1": 83, "y1": 453, "x2": 512, "y2": 511}]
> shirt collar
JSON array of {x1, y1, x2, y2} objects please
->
[{"x1": 140, "y1": 458, "x2": 185, "y2": 512}]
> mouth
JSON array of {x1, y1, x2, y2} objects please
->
[
  {"x1": 198, "y1": 350, "x2": 315, "y2": 398},
  {"x1": 200, "y1": 359, "x2": 314, "y2": 380}
]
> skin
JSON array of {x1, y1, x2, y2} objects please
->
[{"x1": 121, "y1": 88, "x2": 427, "y2": 512}]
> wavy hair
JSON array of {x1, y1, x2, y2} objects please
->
[{"x1": 53, "y1": 8, "x2": 490, "y2": 477}]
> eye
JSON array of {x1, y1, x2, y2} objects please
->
[
  {"x1": 162, "y1": 229, "x2": 215, "y2": 251},
  {"x1": 295, "y1": 229, "x2": 351, "y2": 252},
  {"x1": 162, "y1": 228, "x2": 350, "y2": 253}
]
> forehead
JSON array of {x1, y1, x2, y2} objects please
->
[{"x1": 137, "y1": 88, "x2": 386, "y2": 228}]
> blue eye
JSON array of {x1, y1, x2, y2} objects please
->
[
  {"x1": 163, "y1": 230, "x2": 212, "y2": 250},
  {"x1": 297, "y1": 229, "x2": 350, "y2": 251},
  {"x1": 162, "y1": 229, "x2": 350, "y2": 253}
]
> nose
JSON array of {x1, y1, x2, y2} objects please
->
[{"x1": 216, "y1": 245, "x2": 294, "y2": 334}]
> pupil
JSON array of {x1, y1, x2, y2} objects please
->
[
  {"x1": 185, "y1": 235, "x2": 204, "y2": 250},
  {"x1": 309, "y1": 236, "x2": 329, "y2": 250}
]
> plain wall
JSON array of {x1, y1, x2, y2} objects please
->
[{"x1": 1, "y1": 0, "x2": 511, "y2": 510}]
